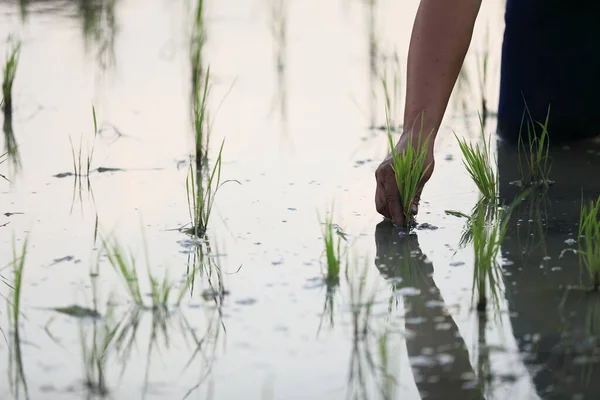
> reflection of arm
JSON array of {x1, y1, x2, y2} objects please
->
[
  {"x1": 375, "y1": 221, "x2": 483, "y2": 400},
  {"x1": 403, "y1": 0, "x2": 482, "y2": 140}
]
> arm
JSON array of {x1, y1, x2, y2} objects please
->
[
  {"x1": 404, "y1": 0, "x2": 482, "y2": 139},
  {"x1": 376, "y1": 0, "x2": 482, "y2": 225}
]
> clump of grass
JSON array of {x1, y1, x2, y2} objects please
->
[
  {"x1": 517, "y1": 104, "x2": 552, "y2": 186},
  {"x1": 193, "y1": 67, "x2": 210, "y2": 166},
  {"x1": 471, "y1": 201, "x2": 509, "y2": 312},
  {"x1": 70, "y1": 105, "x2": 99, "y2": 179},
  {"x1": 103, "y1": 236, "x2": 191, "y2": 309},
  {"x1": 2, "y1": 40, "x2": 20, "y2": 115},
  {"x1": 320, "y1": 211, "x2": 343, "y2": 288},
  {"x1": 185, "y1": 139, "x2": 234, "y2": 238},
  {"x1": 578, "y1": 195, "x2": 600, "y2": 291},
  {"x1": 455, "y1": 120, "x2": 498, "y2": 201},
  {"x1": 385, "y1": 110, "x2": 431, "y2": 229},
  {"x1": 7, "y1": 235, "x2": 29, "y2": 399}
]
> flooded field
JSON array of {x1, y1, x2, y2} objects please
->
[{"x1": 1, "y1": 0, "x2": 600, "y2": 399}]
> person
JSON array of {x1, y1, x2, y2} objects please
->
[{"x1": 375, "y1": 0, "x2": 600, "y2": 226}]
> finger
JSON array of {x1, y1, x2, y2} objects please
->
[
  {"x1": 375, "y1": 187, "x2": 391, "y2": 219},
  {"x1": 412, "y1": 188, "x2": 422, "y2": 216},
  {"x1": 383, "y1": 178, "x2": 405, "y2": 226}
]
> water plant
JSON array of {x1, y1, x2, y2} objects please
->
[
  {"x1": 321, "y1": 211, "x2": 343, "y2": 288},
  {"x1": 190, "y1": 0, "x2": 205, "y2": 100},
  {"x1": 102, "y1": 236, "x2": 192, "y2": 308},
  {"x1": 517, "y1": 104, "x2": 552, "y2": 186},
  {"x1": 7, "y1": 235, "x2": 29, "y2": 399},
  {"x1": 385, "y1": 110, "x2": 431, "y2": 229},
  {"x1": 184, "y1": 139, "x2": 232, "y2": 238},
  {"x1": 193, "y1": 66, "x2": 210, "y2": 166},
  {"x1": 471, "y1": 201, "x2": 509, "y2": 312},
  {"x1": 70, "y1": 105, "x2": 99, "y2": 179},
  {"x1": 2, "y1": 39, "x2": 20, "y2": 116},
  {"x1": 455, "y1": 121, "x2": 497, "y2": 201},
  {"x1": 578, "y1": 195, "x2": 600, "y2": 291}
]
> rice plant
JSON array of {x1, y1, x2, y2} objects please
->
[
  {"x1": 193, "y1": 66, "x2": 210, "y2": 166},
  {"x1": 7, "y1": 235, "x2": 29, "y2": 399},
  {"x1": 320, "y1": 211, "x2": 343, "y2": 288},
  {"x1": 578, "y1": 195, "x2": 600, "y2": 291},
  {"x1": 190, "y1": 0, "x2": 205, "y2": 100},
  {"x1": 517, "y1": 104, "x2": 552, "y2": 186},
  {"x1": 471, "y1": 201, "x2": 509, "y2": 312},
  {"x1": 455, "y1": 120, "x2": 498, "y2": 201},
  {"x1": 1, "y1": 151, "x2": 8, "y2": 181},
  {"x1": 385, "y1": 109, "x2": 431, "y2": 229},
  {"x1": 2, "y1": 40, "x2": 20, "y2": 116},
  {"x1": 184, "y1": 139, "x2": 234, "y2": 238},
  {"x1": 69, "y1": 105, "x2": 99, "y2": 179},
  {"x1": 380, "y1": 53, "x2": 402, "y2": 131},
  {"x1": 103, "y1": 236, "x2": 192, "y2": 308}
]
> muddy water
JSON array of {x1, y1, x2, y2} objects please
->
[{"x1": 1, "y1": 0, "x2": 599, "y2": 399}]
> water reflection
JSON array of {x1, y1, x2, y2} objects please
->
[
  {"x1": 374, "y1": 222, "x2": 483, "y2": 399},
  {"x1": 497, "y1": 137, "x2": 600, "y2": 398}
]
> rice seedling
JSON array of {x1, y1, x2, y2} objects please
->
[
  {"x1": 385, "y1": 109, "x2": 431, "y2": 229},
  {"x1": 69, "y1": 105, "x2": 99, "y2": 179},
  {"x1": 190, "y1": 0, "x2": 205, "y2": 108},
  {"x1": 102, "y1": 236, "x2": 192, "y2": 308},
  {"x1": 2, "y1": 39, "x2": 20, "y2": 116},
  {"x1": 517, "y1": 103, "x2": 552, "y2": 186},
  {"x1": 380, "y1": 52, "x2": 402, "y2": 132},
  {"x1": 193, "y1": 66, "x2": 210, "y2": 166},
  {"x1": 476, "y1": 25, "x2": 491, "y2": 125},
  {"x1": 471, "y1": 201, "x2": 509, "y2": 312},
  {"x1": 184, "y1": 139, "x2": 231, "y2": 238},
  {"x1": 578, "y1": 195, "x2": 600, "y2": 291},
  {"x1": 320, "y1": 210, "x2": 343, "y2": 288},
  {"x1": 455, "y1": 119, "x2": 498, "y2": 201},
  {"x1": 7, "y1": 235, "x2": 29, "y2": 399}
]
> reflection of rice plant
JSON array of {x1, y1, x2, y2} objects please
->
[
  {"x1": 103, "y1": 236, "x2": 192, "y2": 308},
  {"x1": 7, "y1": 235, "x2": 29, "y2": 399},
  {"x1": 517, "y1": 104, "x2": 552, "y2": 186},
  {"x1": 385, "y1": 110, "x2": 431, "y2": 230},
  {"x1": 471, "y1": 201, "x2": 509, "y2": 312},
  {"x1": 1, "y1": 151, "x2": 8, "y2": 181},
  {"x1": 2, "y1": 40, "x2": 20, "y2": 115},
  {"x1": 578, "y1": 195, "x2": 600, "y2": 291},
  {"x1": 455, "y1": 120, "x2": 497, "y2": 201}
]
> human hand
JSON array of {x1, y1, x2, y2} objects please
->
[{"x1": 374, "y1": 133, "x2": 435, "y2": 227}]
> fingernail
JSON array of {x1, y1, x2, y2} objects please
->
[{"x1": 411, "y1": 204, "x2": 418, "y2": 215}]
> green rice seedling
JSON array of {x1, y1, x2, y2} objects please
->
[
  {"x1": 184, "y1": 139, "x2": 236, "y2": 238},
  {"x1": 380, "y1": 53, "x2": 402, "y2": 131},
  {"x1": 578, "y1": 195, "x2": 600, "y2": 291},
  {"x1": 476, "y1": 25, "x2": 491, "y2": 124},
  {"x1": 517, "y1": 104, "x2": 552, "y2": 186},
  {"x1": 193, "y1": 67, "x2": 210, "y2": 166},
  {"x1": 385, "y1": 110, "x2": 431, "y2": 229},
  {"x1": 190, "y1": 0, "x2": 205, "y2": 99},
  {"x1": 320, "y1": 210, "x2": 343, "y2": 288},
  {"x1": 2, "y1": 40, "x2": 20, "y2": 116},
  {"x1": 471, "y1": 201, "x2": 509, "y2": 312},
  {"x1": 7, "y1": 235, "x2": 29, "y2": 399},
  {"x1": 455, "y1": 120, "x2": 498, "y2": 201},
  {"x1": 103, "y1": 236, "x2": 192, "y2": 308},
  {"x1": 69, "y1": 105, "x2": 99, "y2": 179}
]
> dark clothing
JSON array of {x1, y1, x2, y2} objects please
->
[{"x1": 498, "y1": 0, "x2": 600, "y2": 143}]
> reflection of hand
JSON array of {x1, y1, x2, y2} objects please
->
[
  {"x1": 374, "y1": 220, "x2": 483, "y2": 400},
  {"x1": 375, "y1": 134, "x2": 435, "y2": 226},
  {"x1": 374, "y1": 220, "x2": 430, "y2": 284}
]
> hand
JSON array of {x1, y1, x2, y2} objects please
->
[{"x1": 374, "y1": 133, "x2": 435, "y2": 226}]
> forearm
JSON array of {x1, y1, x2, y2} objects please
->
[{"x1": 403, "y1": 0, "x2": 482, "y2": 141}]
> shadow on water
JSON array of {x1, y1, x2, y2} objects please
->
[
  {"x1": 374, "y1": 222, "x2": 483, "y2": 399},
  {"x1": 496, "y1": 137, "x2": 600, "y2": 399}
]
